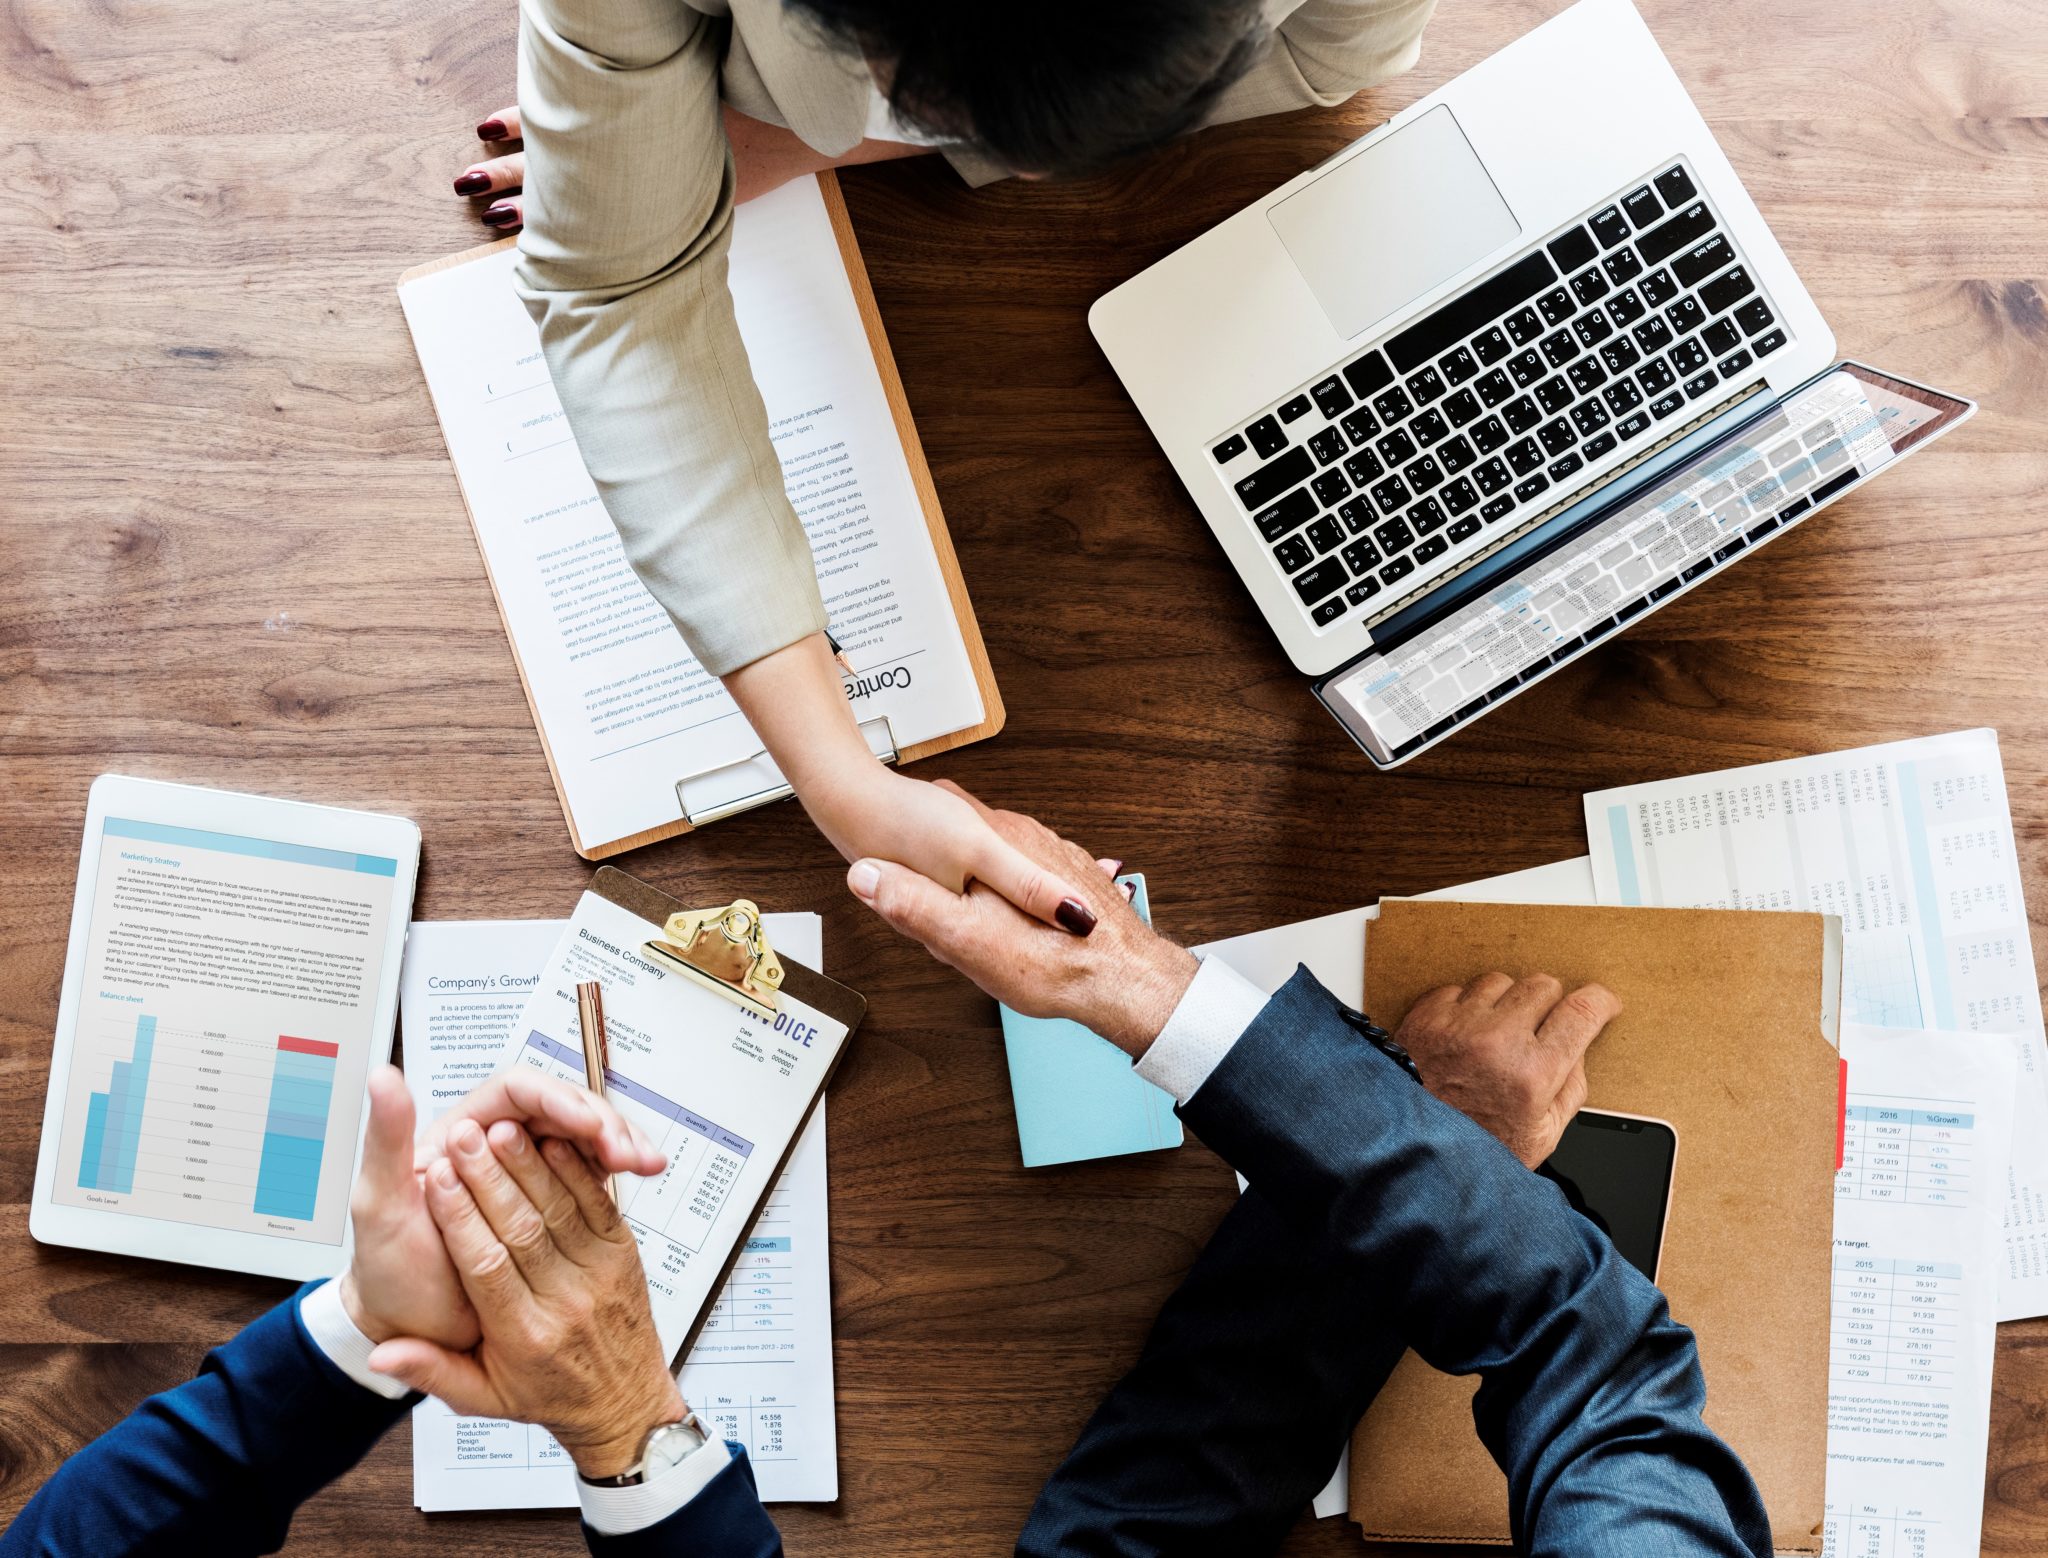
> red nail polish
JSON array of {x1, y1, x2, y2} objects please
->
[
  {"x1": 482, "y1": 203, "x2": 519, "y2": 229},
  {"x1": 1055, "y1": 898, "x2": 1098, "y2": 937},
  {"x1": 453, "y1": 171, "x2": 491, "y2": 196},
  {"x1": 477, "y1": 118, "x2": 509, "y2": 141}
]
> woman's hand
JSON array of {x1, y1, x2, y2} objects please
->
[{"x1": 452, "y1": 107, "x2": 526, "y2": 235}]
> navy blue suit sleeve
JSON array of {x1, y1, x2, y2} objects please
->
[
  {"x1": 1168, "y1": 967, "x2": 1773, "y2": 1558},
  {"x1": 0, "y1": 1281, "x2": 413, "y2": 1558},
  {"x1": 581, "y1": 1446, "x2": 783, "y2": 1556}
]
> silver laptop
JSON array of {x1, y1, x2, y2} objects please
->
[{"x1": 1091, "y1": 0, "x2": 1972, "y2": 767}]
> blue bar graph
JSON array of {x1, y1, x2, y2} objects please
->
[
  {"x1": 252, "y1": 1036, "x2": 337, "y2": 1220},
  {"x1": 77, "y1": 1015, "x2": 157, "y2": 1194}
]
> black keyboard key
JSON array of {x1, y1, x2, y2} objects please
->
[
  {"x1": 1602, "y1": 377, "x2": 1644, "y2": 415},
  {"x1": 1473, "y1": 456, "x2": 1512, "y2": 495},
  {"x1": 1441, "y1": 477, "x2": 1480, "y2": 516},
  {"x1": 1639, "y1": 268, "x2": 1679, "y2": 307},
  {"x1": 1252, "y1": 489, "x2": 1317, "y2": 540},
  {"x1": 1548, "y1": 453, "x2": 1584, "y2": 483},
  {"x1": 1448, "y1": 514, "x2": 1482, "y2": 543},
  {"x1": 1474, "y1": 327, "x2": 1513, "y2": 365},
  {"x1": 1747, "y1": 516, "x2": 1780, "y2": 543},
  {"x1": 1292, "y1": 556, "x2": 1347, "y2": 604},
  {"x1": 1373, "y1": 514, "x2": 1415, "y2": 552},
  {"x1": 1623, "y1": 185, "x2": 1663, "y2": 229},
  {"x1": 1600, "y1": 337, "x2": 1642, "y2": 375},
  {"x1": 1615, "y1": 596, "x2": 1650, "y2": 624},
  {"x1": 1408, "y1": 496, "x2": 1448, "y2": 535},
  {"x1": 1338, "y1": 497, "x2": 1374, "y2": 535},
  {"x1": 1376, "y1": 427, "x2": 1418, "y2": 466},
  {"x1": 1534, "y1": 376, "x2": 1574, "y2": 415},
  {"x1": 1342, "y1": 349, "x2": 1396, "y2": 399},
  {"x1": 1713, "y1": 536, "x2": 1747, "y2": 565},
  {"x1": 1509, "y1": 349, "x2": 1547, "y2": 388},
  {"x1": 1701, "y1": 317, "x2": 1743, "y2": 358},
  {"x1": 1699, "y1": 266, "x2": 1756, "y2": 316},
  {"x1": 1634, "y1": 325, "x2": 1675, "y2": 367},
  {"x1": 1650, "y1": 390, "x2": 1686, "y2": 420},
  {"x1": 1615, "y1": 410, "x2": 1651, "y2": 440},
  {"x1": 1471, "y1": 415, "x2": 1509, "y2": 454},
  {"x1": 1340, "y1": 408, "x2": 1382, "y2": 446},
  {"x1": 1345, "y1": 575, "x2": 1382, "y2": 606},
  {"x1": 1514, "y1": 473, "x2": 1551, "y2": 504},
  {"x1": 1570, "y1": 267, "x2": 1611, "y2": 307},
  {"x1": 1717, "y1": 348, "x2": 1754, "y2": 378},
  {"x1": 1439, "y1": 434, "x2": 1478, "y2": 474},
  {"x1": 1654, "y1": 163, "x2": 1699, "y2": 207},
  {"x1": 1638, "y1": 357, "x2": 1677, "y2": 394},
  {"x1": 1572, "y1": 309, "x2": 1614, "y2": 349},
  {"x1": 1680, "y1": 556, "x2": 1713, "y2": 581},
  {"x1": 1670, "y1": 337, "x2": 1709, "y2": 376},
  {"x1": 1307, "y1": 514, "x2": 1343, "y2": 553},
  {"x1": 1548, "y1": 225, "x2": 1598, "y2": 273},
  {"x1": 1412, "y1": 408, "x2": 1450, "y2": 447},
  {"x1": 1590, "y1": 206, "x2": 1631, "y2": 248},
  {"x1": 1385, "y1": 250, "x2": 1559, "y2": 372},
  {"x1": 1502, "y1": 396, "x2": 1541, "y2": 434},
  {"x1": 1344, "y1": 449, "x2": 1383, "y2": 487},
  {"x1": 1505, "y1": 306, "x2": 1544, "y2": 346},
  {"x1": 1602, "y1": 247, "x2": 1644, "y2": 286},
  {"x1": 1246, "y1": 415, "x2": 1286, "y2": 458},
  {"x1": 1640, "y1": 201, "x2": 1716, "y2": 267},
  {"x1": 1373, "y1": 386, "x2": 1414, "y2": 424},
  {"x1": 1309, "y1": 426, "x2": 1346, "y2": 464},
  {"x1": 1752, "y1": 327, "x2": 1788, "y2": 358},
  {"x1": 1540, "y1": 329, "x2": 1579, "y2": 369},
  {"x1": 1404, "y1": 453, "x2": 1446, "y2": 493},
  {"x1": 1274, "y1": 535, "x2": 1314, "y2": 572},
  {"x1": 1684, "y1": 369, "x2": 1719, "y2": 400},
  {"x1": 1648, "y1": 578, "x2": 1681, "y2": 602},
  {"x1": 1414, "y1": 534, "x2": 1450, "y2": 564},
  {"x1": 1474, "y1": 368, "x2": 1514, "y2": 408},
  {"x1": 1538, "y1": 417, "x2": 1578, "y2": 456},
  {"x1": 1235, "y1": 444, "x2": 1312, "y2": 508},
  {"x1": 1312, "y1": 375, "x2": 1353, "y2": 418},
  {"x1": 1440, "y1": 346, "x2": 1479, "y2": 386},
  {"x1": 1342, "y1": 536, "x2": 1383, "y2": 573},
  {"x1": 1734, "y1": 298, "x2": 1775, "y2": 336},
  {"x1": 1406, "y1": 365, "x2": 1447, "y2": 405},
  {"x1": 1379, "y1": 554, "x2": 1416, "y2": 586},
  {"x1": 1312, "y1": 469, "x2": 1352, "y2": 505},
  {"x1": 1505, "y1": 437, "x2": 1545, "y2": 476},
  {"x1": 1371, "y1": 476, "x2": 1412, "y2": 514},
  {"x1": 1481, "y1": 494, "x2": 1516, "y2": 523},
  {"x1": 1213, "y1": 433, "x2": 1247, "y2": 463},
  {"x1": 1607, "y1": 288, "x2": 1646, "y2": 327},
  {"x1": 1569, "y1": 399, "x2": 1610, "y2": 437},
  {"x1": 1667, "y1": 296, "x2": 1706, "y2": 336},
  {"x1": 1443, "y1": 388, "x2": 1482, "y2": 427},
  {"x1": 1582, "y1": 431, "x2": 1618, "y2": 461},
  {"x1": 1279, "y1": 394, "x2": 1313, "y2": 423},
  {"x1": 1538, "y1": 287, "x2": 1576, "y2": 326},
  {"x1": 1312, "y1": 595, "x2": 1348, "y2": 626},
  {"x1": 1671, "y1": 234, "x2": 1734, "y2": 289},
  {"x1": 1567, "y1": 358, "x2": 1608, "y2": 397}
]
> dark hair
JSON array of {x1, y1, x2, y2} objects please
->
[{"x1": 784, "y1": 0, "x2": 1269, "y2": 177}]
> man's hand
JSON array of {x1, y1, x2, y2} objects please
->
[
  {"x1": 417, "y1": 1069, "x2": 669, "y2": 1181},
  {"x1": 368, "y1": 1122, "x2": 687, "y2": 1481},
  {"x1": 1392, "y1": 974, "x2": 1622, "y2": 1168},
  {"x1": 847, "y1": 781, "x2": 1198, "y2": 1055}
]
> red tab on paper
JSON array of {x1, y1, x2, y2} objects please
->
[
  {"x1": 278, "y1": 1034, "x2": 340, "y2": 1058},
  {"x1": 1836, "y1": 1057, "x2": 1848, "y2": 1171}
]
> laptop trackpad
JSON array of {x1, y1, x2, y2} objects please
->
[{"x1": 1269, "y1": 105, "x2": 1520, "y2": 341}]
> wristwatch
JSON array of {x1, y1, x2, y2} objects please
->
[{"x1": 582, "y1": 1409, "x2": 711, "y2": 1488}]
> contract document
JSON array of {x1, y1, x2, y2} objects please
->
[
  {"x1": 1824, "y1": 1025, "x2": 2017, "y2": 1558},
  {"x1": 398, "y1": 176, "x2": 988, "y2": 855},
  {"x1": 1585, "y1": 730, "x2": 2048, "y2": 1320},
  {"x1": 398, "y1": 912, "x2": 840, "y2": 1509}
]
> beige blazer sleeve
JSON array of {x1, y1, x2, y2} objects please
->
[{"x1": 514, "y1": 0, "x2": 828, "y2": 679}]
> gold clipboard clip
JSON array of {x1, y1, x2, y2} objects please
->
[{"x1": 642, "y1": 900, "x2": 784, "y2": 1018}]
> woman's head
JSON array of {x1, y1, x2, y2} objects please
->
[{"x1": 786, "y1": 0, "x2": 1270, "y2": 177}]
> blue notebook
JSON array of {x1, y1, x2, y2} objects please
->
[{"x1": 1000, "y1": 875, "x2": 1183, "y2": 1167}]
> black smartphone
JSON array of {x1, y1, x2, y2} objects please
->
[{"x1": 1537, "y1": 1110, "x2": 1678, "y2": 1282}]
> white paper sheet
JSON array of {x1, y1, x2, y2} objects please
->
[
  {"x1": 397, "y1": 176, "x2": 984, "y2": 850},
  {"x1": 397, "y1": 912, "x2": 839, "y2": 1509},
  {"x1": 1583, "y1": 730, "x2": 2048, "y2": 1319},
  {"x1": 1823, "y1": 1025, "x2": 2017, "y2": 1557}
]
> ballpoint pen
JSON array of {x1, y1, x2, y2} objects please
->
[{"x1": 574, "y1": 980, "x2": 622, "y2": 1205}]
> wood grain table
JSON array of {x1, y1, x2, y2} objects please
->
[{"x1": 3, "y1": 0, "x2": 2045, "y2": 1551}]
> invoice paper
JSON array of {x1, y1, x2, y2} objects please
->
[
  {"x1": 1584, "y1": 730, "x2": 2048, "y2": 1319},
  {"x1": 399, "y1": 912, "x2": 839, "y2": 1509},
  {"x1": 397, "y1": 176, "x2": 984, "y2": 849},
  {"x1": 1824, "y1": 1024, "x2": 2018, "y2": 1558}
]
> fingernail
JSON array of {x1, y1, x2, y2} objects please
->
[
  {"x1": 432, "y1": 1160, "x2": 458, "y2": 1189},
  {"x1": 482, "y1": 202, "x2": 519, "y2": 229},
  {"x1": 452, "y1": 1119, "x2": 484, "y2": 1153},
  {"x1": 453, "y1": 170, "x2": 491, "y2": 195},
  {"x1": 1055, "y1": 897, "x2": 1098, "y2": 936},
  {"x1": 477, "y1": 118, "x2": 509, "y2": 141},
  {"x1": 501, "y1": 1127, "x2": 526, "y2": 1155},
  {"x1": 848, "y1": 859, "x2": 881, "y2": 903},
  {"x1": 1121, "y1": 880, "x2": 1137, "y2": 901},
  {"x1": 1098, "y1": 858, "x2": 1124, "y2": 875}
]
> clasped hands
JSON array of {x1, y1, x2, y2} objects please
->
[{"x1": 337, "y1": 1070, "x2": 688, "y2": 1479}]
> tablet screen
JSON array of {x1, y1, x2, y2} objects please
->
[{"x1": 49, "y1": 817, "x2": 403, "y2": 1245}]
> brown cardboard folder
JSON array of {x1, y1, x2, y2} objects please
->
[{"x1": 1348, "y1": 900, "x2": 1839, "y2": 1555}]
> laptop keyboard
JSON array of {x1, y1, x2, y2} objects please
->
[{"x1": 1210, "y1": 162, "x2": 1790, "y2": 632}]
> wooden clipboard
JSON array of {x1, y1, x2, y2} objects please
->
[
  {"x1": 399, "y1": 171, "x2": 1005, "y2": 860},
  {"x1": 587, "y1": 866, "x2": 866, "y2": 1367}
]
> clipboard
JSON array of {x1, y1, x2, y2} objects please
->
[
  {"x1": 398, "y1": 171, "x2": 1006, "y2": 860},
  {"x1": 587, "y1": 866, "x2": 866, "y2": 1367}
]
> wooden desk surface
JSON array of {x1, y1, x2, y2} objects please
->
[{"x1": 3, "y1": 0, "x2": 2044, "y2": 1551}]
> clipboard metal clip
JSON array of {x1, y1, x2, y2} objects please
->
[
  {"x1": 643, "y1": 900, "x2": 785, "y2": 1018},
  {"x1": 676, "y1": 715, "x2": 898, "y2": 828}
]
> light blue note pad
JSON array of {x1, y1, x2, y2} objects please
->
[{"x1": 1000, "y1": 875, "x2": 1183, "y2": 1167}]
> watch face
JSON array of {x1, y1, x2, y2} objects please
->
[{"x1": 645, "y1": 1417, "x2": 709, "y2": 1474}]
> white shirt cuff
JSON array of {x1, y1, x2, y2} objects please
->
[
  {"x1": 1133, "y1": 955, "x2": 1272, "y2": 1105},
  {"x1": 578, "y1": 1436, "x2": 737, "y2": 1535},
  {"x1": 298, "y1": 1280, "x2": 412, "y2": 1401}
]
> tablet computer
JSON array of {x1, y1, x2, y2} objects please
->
[{"x1": 31, "y1": 776, "x2": 421, "y2": 1281}]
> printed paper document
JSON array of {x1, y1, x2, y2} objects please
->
[
  {"x1": 398, "y1": 912, "x2": 839, "y2": 1509},
  {"x1": 1584, "y1": 730, "x2": 2048, "y2": 1319},
  {"x1": 398, "y1": 177, "x2": 984, "y2": 848},
  {"x1": 1824, "y1": 1024, "x2": 2018, "y2": 1558}
]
